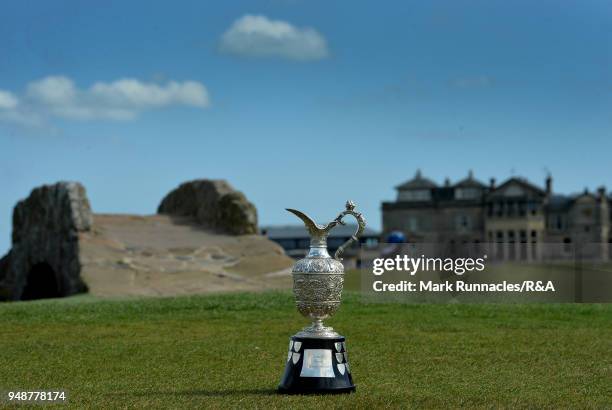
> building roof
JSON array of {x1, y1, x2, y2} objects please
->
[
  {"x1": 262, "y1": 224, "x2": 379, "y2": 240},
  {"x1": 454, "y1": 170, "x2": 487, "y2": 189},
  {"x1": 547, "y1": 194, "x2": 573, "y2": 211},
  {"x1": 395, "y1": 169, "x2": 438, "y2": 190},
  {"x1": 488, "y1": 177, "x2": 546, "y2": 197}
]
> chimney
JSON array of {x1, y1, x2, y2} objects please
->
[
  {"x1": 597, "y1": 186, "x2": 606, "y2": 200},
  {"x1": 444, "y1": 177, "x2": 450, "y2": 187},
  {"x1": 489, "y1": 178, "x2": 496, "y2": 190},
  {"x1": 545, "y1": 174, "x2": 552, "y2": 195}
]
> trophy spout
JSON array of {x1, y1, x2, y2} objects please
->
[{"x1": 286, "y1": 208, "x2": 337, "y2": 248}]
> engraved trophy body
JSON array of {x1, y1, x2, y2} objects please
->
[{"x1": 278, "y1": 201, "x2": 365, "y2": 394}]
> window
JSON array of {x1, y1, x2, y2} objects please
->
[
  {"x1": 563, "y1": 237, "x2": 572, "y2": 253},
  {"x1": 364, "y1": 237, "x2": 379, "y2": 247},
  {"x1": 408, "y1": 216, "x2": 419, "y2": 232},
  {"x1": 555, "y1": 215, "x2": 563, "y2": 230},
  {"x1": 456, "y1": 215, "x2": 471, "y2": 230},
  {"x1": 327, "y1": 238, "x2": 345, "y2": 248},
  {"x1": 455, "y1": 188, "x2": 480, "y2": 200},
  {"x1": 495, "y1": 203, "x2": 503, "y2": 217},
  {"x1": 276, "y1": 239, "x2": 297, "y2": 249},
  {"x1": 507, "y1": 201, "x2": 515, "y2": 217},
  {"x1": 398, "y1": 189, "x2": 431, "y2": 201},
  {"x1": 528, "y1": 201, "x2": 538, "y2": 215},
  {"x1": 518, "y1": 201, "x2": 526, "y2": 216},
  {"x1": 507, "y1": 231, "x2": 516, "y2": 259}
]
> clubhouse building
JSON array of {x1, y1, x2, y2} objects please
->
[{"x1": 382, "y1": 170, "x2": 611, "y2": 260}]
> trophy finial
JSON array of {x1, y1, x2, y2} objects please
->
[{"x1": 345, "y1": 200, "x2": 356, "y2": 211}]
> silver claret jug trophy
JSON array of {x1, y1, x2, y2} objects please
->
[{"x1": 278, "y1": 201, "x2": 365, "y2": 394}]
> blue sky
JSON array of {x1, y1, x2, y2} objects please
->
[{"x1": 1, "y1": 0, "x2": 612, "y2": 254}]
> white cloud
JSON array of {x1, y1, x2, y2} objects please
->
[
  {"x1": 0, "y1": 109, "x2": 45, "y2": 128},
  {"x1": 220, "y1": 15, "x2": 329, "y2": 61},
  {"x1": 26, "y1": 76, "x2": 77, "y2": 105},
  {"x1": 0, "y1": 76, "x2": 210, "y2": 127},
  {"x1": 0, "y1": 90, "x2": 18, "y2": 109},
  {"x1": 90, "y1": 79, "x2": 208, "y2": 109}
]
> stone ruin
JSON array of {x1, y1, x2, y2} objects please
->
[
  {"x1": 0, "y1": 179, "x2": 290, "y2": 301},
  {"x1": 158, "y1": 179, "x2": 258, "y2": 235},
  {"x1": 0, "y1": 182, "x2": 92, "y2": 300}
]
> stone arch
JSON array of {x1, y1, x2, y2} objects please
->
[
  {"x1": 0, "y1": 182, "x2": 92, "y2": 301},
  {"x1": 21, "y1": 262, "x2": 60, "y2": 300}
]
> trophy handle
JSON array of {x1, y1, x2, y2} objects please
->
[{"x1": 333, "y1": 200, "x2": 366, "y2": 261}]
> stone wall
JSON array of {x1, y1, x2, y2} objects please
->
[
  {"x1": 157, "y1": 179, "x2": 257, "y2": 235},
  {"x1": 0, "y1": 182, "x2": 92, "y2": 300}
]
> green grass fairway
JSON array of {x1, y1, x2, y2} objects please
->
[{"x1": 1, "y1": 292, "x2": 611, "y2": 408}]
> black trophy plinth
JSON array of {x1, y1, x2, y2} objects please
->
[{"x1": 278, "y1": 335, "x2": 355, "y2": 394}]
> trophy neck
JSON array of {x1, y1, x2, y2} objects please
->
[
  {"x1": 307, "y1": 229, "x2": 330, "y2": 258},
  {"x1": 307, "y1": 244, "x2": 331, "y2": 258},
  {"x1": 307, "y1": 233, "x2": 331, "y2": 258}
]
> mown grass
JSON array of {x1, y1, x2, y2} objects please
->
[{"x1": 0, "y1": 292, "x2": 610, "y2": 408}]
